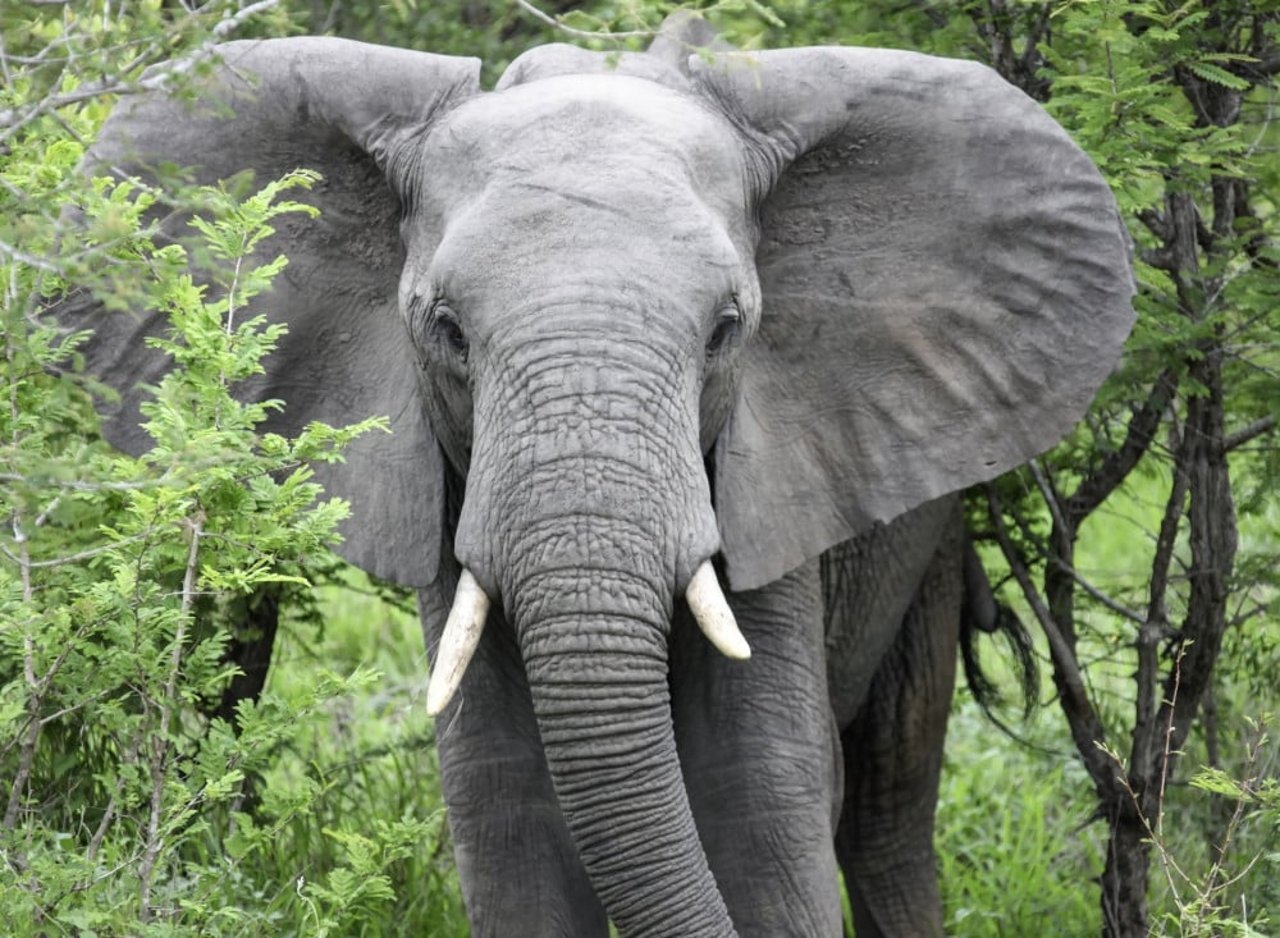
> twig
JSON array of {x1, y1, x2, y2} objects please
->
[
  {"x1": 2, "y1": 307, "x2": 40, "y2": 830},
  {"x1": 512, "y1": 0, "x2": 653, "y2": 40},
  {"x1": 84, "y1": 734, "x2": 144, "y2": 872},
  {"x1": 0, "y1": 0, "x2": 280, "y2": 143},
  {"x1": 1153, "y1": 647, "x2": 1184, "y2": 843},
  {"x1": 0, "y1": 473, "x2": 162, "y2": 492},
  {"x1": 1055, "y1": 559, "x2": 1146, "y2": 624},
  {"x1": 1131, "y1": 418, "x2": 1190, "y2": 801},
  {"x1": 984, "y1": 484, "x2": 1114, "y2": 793},
  {"x1": 0, "y1": 530, "x2": 154, "y2": 569}
]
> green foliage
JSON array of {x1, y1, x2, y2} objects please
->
[
  {"x1": 938, "y1": 698, "x2": 1106, "y2": 936},
  {"x1": 0, "y1": 4, "x2": 452, "y2": 934},
  {"x1": 837, "y1": 0, "x2": 1279, "y2": 933}
]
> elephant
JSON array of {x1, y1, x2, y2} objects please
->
[{"x1": 57, "y1": 17, "x2": 1134, "y2": 938}]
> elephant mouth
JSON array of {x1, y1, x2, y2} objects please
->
[{"x1": 425, "y1": 559, "x2": 749, "y2": 716}]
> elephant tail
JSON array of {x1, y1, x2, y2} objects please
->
[{"x1": 959, "y1": 534, "x2": 1039, "y2": 723}]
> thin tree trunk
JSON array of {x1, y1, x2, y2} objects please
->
[{"x1": 1101, "y1": 801, "x2": 1152, "y2": 938}]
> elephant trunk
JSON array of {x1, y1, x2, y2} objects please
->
[
  {"x1": 451, "y1": 330, "x2": 737, "y2": 935},
  {"x1": 497, "y1": 508, "x2": 735, "y2": 935},
  {"x1": 523, "y1": 601, "x2": 735, "y2": 936}
]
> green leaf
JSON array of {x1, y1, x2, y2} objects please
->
[{"x1": 1183, "y1": 60, "x2": 1251, "y2": 90}]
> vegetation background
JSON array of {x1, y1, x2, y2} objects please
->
[{"x1": 1, "y1": 1, "x2": 1276, "y2": 936}]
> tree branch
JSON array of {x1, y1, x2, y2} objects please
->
[
  {"x1": 0, "y1": 0, "x2": 280, "y2": 143},
  {"x1": 1128, "y1": 416, "x2": 1189, "y2": 817},
  {"x1": 1137, "y1": 208, "x2": 1171, "y2": 241},
  {"x1": 890, "y1": 0, "x2": 950, "y2": 29},
  {"x1": 1254, "y1": 50, "x2": 1280, "y2": 77},
  {"x1": 1066, "y1": 369, "x2": 1178, "y2": 524},
  {"x1": 139, "y1": 508, "x2": 205, "y2": 922},
  {"x1": 985, "y1": 485, "x2": 1116, "y2": 796},
  {"x1": 1224, "y1": 415, "x2": 1275, "y2": 451},
  {"x1": 512, "y1": 0, "x2": 653, "y2": 40}
]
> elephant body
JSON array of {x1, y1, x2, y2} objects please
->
[
  {"x1": 426, "y1": 493, "x2": 963, "y2": 936},
  {"x1": 59, "y1": 18, "x2": 1133, "y2": 937}
]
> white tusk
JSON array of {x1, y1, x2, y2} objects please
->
[
  {"x1": 426, "y1": 569, "x2": 491, "y2": 716},
  {"x1": 685, "y1": 560, "x2": 751, "y2": 660}
]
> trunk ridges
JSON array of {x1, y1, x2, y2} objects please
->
[
  {"x1": 525, "y1": 629, "x2": 736, "y2": 937},
  {"x1": 465, "y1": 361, "x2": 732, "y2": 933}
]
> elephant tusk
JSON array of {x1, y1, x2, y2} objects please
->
[
  {"x1": 426, "y1": 568, "x2": 491, "y2": 716},
  {"x1": 686, "y1": 560, "x2": 751, "y2": 660}
]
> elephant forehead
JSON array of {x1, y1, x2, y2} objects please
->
[
  {"x1": 424, "y1": 75, "x2": 747, "y2": 208},
  {"x1": 431, "y1": 181, "x2": 743, "y2": 318}
]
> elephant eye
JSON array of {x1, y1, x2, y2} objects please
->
[
  {"x1": 430, "y1": 302, "x2": 469, "y2": 361},
  {"x1": 706, "y1": 305, "x2": 741, "y2": 359}
]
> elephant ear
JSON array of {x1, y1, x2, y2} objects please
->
[
  {"x1": 694, "y1": 48, "x2": 1135, "y2": 591},
  {"x1": 57, "y1": 38, "x2": 480, "y2": 587}
]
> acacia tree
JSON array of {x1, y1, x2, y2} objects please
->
[
  {"x1": 976, "y1": 4, "x2": 1277, "y2": 935},
  {"x1": 1, "y1": 4, "x2": 452, "y2": 933},
  {"x1": 989, "y1": 0, "x2": 1272, "y2": 930}
]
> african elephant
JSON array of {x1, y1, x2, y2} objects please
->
[{"x1": 59, "y1": 20, "x2": 1134, "y2": 938}]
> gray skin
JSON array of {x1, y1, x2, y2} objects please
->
[{"x1": 61, "y1": 25, "x2": 1134, "y2": 938}]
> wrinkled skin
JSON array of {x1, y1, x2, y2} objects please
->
[{"x1": 63, "y1": 24, "x2": 1134, "y2": 938}]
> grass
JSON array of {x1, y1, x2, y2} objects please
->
[{"x1": 938, "y1": 694, "x2": 1105, "y2": 936}]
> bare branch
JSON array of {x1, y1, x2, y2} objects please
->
[
  {"x1": 1137, "y1": 208, "x2": 1171, "y2": 241},
  {"x1": 1020, "y1": 3, "x2": 1053, "y2": 72},
  {"x1": 139, "y1": 509, "x2": 205, "y2": 921},
  {"x1": 512, "y1": 0, "x2": 653, "y2": 40},
  {"x1": 1027, "y1": 459, "x2": 1072, "y2": 553},
  {"x1": 1059, "y1": 561, "x2": 1147, "y2": 624},
  {"x1": 0, "y1": 530, "x2": 153, "y2": 569},
  {"x1": 1066, "y1": 369, "x2": 1178, "y2": 524},
  {"x1": 1255, "y1": 50, "x2": 1280, "y2": 77},
  {"x1": 1224, "y1": 415, "x2": 1275, "y2": 452},
  {"x1": 985, "y1": 485, "x2": 1115, "y2": 796},
  {"x1": 0, "y1": 472, "x2": 159, "y2": 492}
]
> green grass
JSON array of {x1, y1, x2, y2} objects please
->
[{"x1": 938, "y1": 695, "x2": 1105, "y2": 936}]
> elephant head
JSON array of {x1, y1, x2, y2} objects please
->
[{"x1": 63, "y1": 30, "x2": 1133, "y2": 936}]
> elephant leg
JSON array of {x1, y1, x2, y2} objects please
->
[
  {"x1": 420, "y1": 581, "x2": 607, "y2": 938},
  {"x1": 212, "y1": 584, "x2": 280, "y2": 727},
  {"x1": 834, "y1": 530, "x2": 962, "y2": 938},
  {"x1": 671, "y1": 559, "x2": 844, "y2": 937}
]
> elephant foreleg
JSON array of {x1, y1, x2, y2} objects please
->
[
  {"x1": 834, "y1": 525, "x2": 962, "y2": 938},
  {"x1": 671, "y1": 559, "x2": 844, "y2": 937}
]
